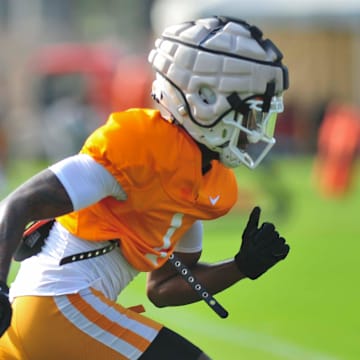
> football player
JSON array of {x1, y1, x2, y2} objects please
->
[{"x1": 0, "y1": 16, "x2": 289, "y2": 359}]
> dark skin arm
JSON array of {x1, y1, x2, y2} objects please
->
[
  {"x1": 146, "y1": 251, "x2": 246, "y2": 307},
  {"x1": 0, "y1": 169, "x2": 73, "y2": 283}
]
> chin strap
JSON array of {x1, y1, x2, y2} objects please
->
[
  {"x1": 226, "y1": 93, "x2": 249, "y2": 116},
  {"x1": 262, "y1": 82, "x2": 276, "y2": 113}
]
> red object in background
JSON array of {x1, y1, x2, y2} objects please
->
[
  {"x1": 28, "y1": 43, "x2": 154, "y2": 162},
  {"x1": 30, "y1": 43, "x2": 153, "y2": 117},
  {"x1": 111, "y1": 55, "x2": 153, "y2": 112},
  {"x1": 314, "y1": 102, "x2": 360, "y2": 197}
]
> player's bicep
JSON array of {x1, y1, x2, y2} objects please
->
[
  {"x1": 2, "y1": 168, "x2": 74, "y2": 223},
  {"x1": 147, "y1": 221, "x2": 203, "y2": 288}
]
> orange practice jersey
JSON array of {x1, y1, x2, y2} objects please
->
[{"x1": 57, "y1": 109, "x2": 238, "y2": 271}]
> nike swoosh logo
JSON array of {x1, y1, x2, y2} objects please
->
[{"x1": 209, "y1": 195, "x2": 220, "y2": 205}]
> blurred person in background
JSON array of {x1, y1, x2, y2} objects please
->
[
  {"x1": 41, "y1": 90, "x2": 103, "y2": 162},
  {"x1": 0, "y1": 16, "x2": 290, "y2": 359},
  {"x1": 313, "y1": 100, "x2": 360, "y2": 197}
]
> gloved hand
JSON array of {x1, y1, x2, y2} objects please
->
[
  {"x1": 0, "y1": 281, "x2": 12, "y2": 337},
  {"x1": 235, "y1": 206, "x2": 290, "y2": 280}
]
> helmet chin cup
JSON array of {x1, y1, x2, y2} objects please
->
[{"x1": 221, "y1": 147, "x2": 250, "y2": 169}]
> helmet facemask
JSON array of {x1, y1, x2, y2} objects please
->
[
  {"x1": 220, "y1": 93, "x2": 284, "y2": 168},
  {"x1": 148, "y1": 16, "x2": 289, "y2": 169}
]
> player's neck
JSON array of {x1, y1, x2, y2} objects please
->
[{"x1": 197, "y1": 142, "x2": 219, "y2": 175}]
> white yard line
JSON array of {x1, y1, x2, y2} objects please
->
[{"x1": 169, "y1": 313, "x2": 340, "y2": 360}]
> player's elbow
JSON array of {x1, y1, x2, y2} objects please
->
[{"x1": 146, "y1": 284, "x2": 169, "y2": 308}]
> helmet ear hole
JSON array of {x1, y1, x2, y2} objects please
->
[{"x1": 198, "y1": 87, "x2": 216, "y2": 105}]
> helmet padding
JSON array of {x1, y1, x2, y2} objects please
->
[{"x1": 148, "y1": 16, "x2": 289, "y2": 168}]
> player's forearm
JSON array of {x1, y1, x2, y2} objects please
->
[
  {"x1": 147, "y1": 259, "x2": 246, "y2": 307},
  {"x1": 0, "y1": 200, "x2": 28, "y2": 282}
]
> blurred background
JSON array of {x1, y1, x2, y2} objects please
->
[
  {"x1": 0, "y1": 0, "x2": 359, "y2": 195},
  {"x1": 0, "y1": 1, "x2": 359, "y2": 359}
]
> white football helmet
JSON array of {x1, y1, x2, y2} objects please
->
[{"x1": 148, "y1": 16, "x2": 289, "y2": 168}]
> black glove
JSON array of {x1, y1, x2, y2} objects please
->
[
  {"x1": 235, "y1": 206, "x2": 290, "y2": 280},
  {"x1": 0, "y1": 281, "x2": 12, "y2": 337}
]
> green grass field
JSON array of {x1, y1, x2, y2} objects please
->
[{"x1": 3, "y1": 156, "x2": 360, "y2": 359}]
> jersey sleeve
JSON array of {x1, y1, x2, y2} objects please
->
[
  {"x1": 174, "y1": 220, "x2": 203, "y2": 253},
  {"x1": 79, "y1": 110, "x2": 161, "y2": 193},
  {"x1": 49, "y1": 153, "x2": 127, "y2": 210}
]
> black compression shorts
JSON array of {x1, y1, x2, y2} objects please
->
[{"x1": 139, "y1": 327, "x2": 204, "y2": 359}]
